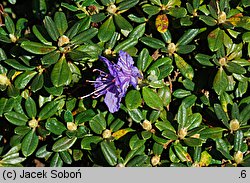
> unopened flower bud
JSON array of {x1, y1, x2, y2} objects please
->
[
  {"x1": 116, "y1": 163, "x2": 125, "y2": 167},
  {"x1": 142, "y1": 120, "x2": 152, "y2": 131},
  {"x1": 218, "y1": 11, "x2": 227, "y2": 24},
  {"x1": 178, "y1": 128, "x2": 187, "y2": 139},
  {"x1": 230, "y1": 119, "x2": 240, "y2": 132},
  {"x1": 219, "y1": 57, "x2": 227, "y2": 66},
  {"x1": 67, "y1": 122, "x2": 77, "y2": 131},
  {"x1": 28, "y1": 118, "x2": 38, "y2": 128},
  {"x1": 58, "y1": 35, "x2": 70, "y2": 47},
  {"x1": 107, "y1": 4, "x2": 117, "y2": 14},
  {"x1": 151, "y1": 155, "x2": 160, "y2": 166},
  {"x1": 234, "y1": 151, "x2": 243, "y2": 164},
  {"x1": 0, "y1": 74, "x2": 11, "y2": 86},
  {"x1": 168, "y1": 43, "x2": 176, "y2": 54},
  {"x1": 102, "y1": 129, "x2": 112, "y2": 139},
  {"x1": 9, "y1": 34, "x2": 17, "y2": 43}
]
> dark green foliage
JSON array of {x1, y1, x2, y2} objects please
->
[{"x1": 0, "y1": 0, "x2": 250, "y2": 167}]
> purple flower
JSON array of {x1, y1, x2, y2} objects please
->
[{"x1": 81, "y1": 50, "x2": 142, "y2": 113}]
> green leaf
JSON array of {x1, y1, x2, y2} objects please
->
[
  {"x1": 5, "y1": 16, "x2": 15, "y2": 35},
  {"x1": 208, "y1": 28, "x2": 224, "y2": 52},
  {"x1": 38, "y1": 101, "x2": 59, "y2": 121},
  {"x1": 25, "y1": 97, "x2": 37, "y2": 118},
  {"x1": 126, "y1": 155, "x2": 148, "y2": 167},
  {"x1": 147, "y1": 57, "x2": 172, "y2": 73},
  {"x1": 214, "y1": 103, "x2": 230, "y2": 128},
  {"x1": 100, "y1": 141, "x2": 117, "y2": 166},
  {"x1": 75, "y1": 110, "x2": 96, "y2": 124},
  {"x1": 173, "y1": 89, "x2": 191, "y2": 98},
  {"x1": 239, "y1": 104, "x2": 250, "y2": 125},
  {"x1": 155, "y1": 120, "x2": 175, "y2": 132},
  {"x1": 158, "y1": 86, "x2": 171, "y2": 106},
  {"x1": 173, "y1": 143, "x2": 192, "y2": 162},
  {"x1": 169, "y1": 7, "x2": 187, "y2": 18},
  {"x1": 4, "y1": 111, "x2": 28, "y2": 126},
  {"x1": 52, "y1": 136, "x2": 77, "y2": 152},
  {"x1": 143, "y1": 5, "x2": 160, "y2": 15},
  {"x1": 98, "y1": 16, "x2": 115, "y2": 42},
  {"x1": 4, "y1": 59, "x2": 35, "y2": 70},
  {"x1": 21, "y1": 130, "x2": 39, "y2": 157},
  {"x1": 0, "y1": 34, "x2": 11, "y2": 43},
  {"x1": 234, "y1": 130, "x2": 243, "y2": 152},
  {"x1": 51, "y1": 56, "x2": 72, "y2": 87},
  {"x1": 14, "y1": 71, "x2": 37, "y2": 89},
  {"x1": 140, "y1": 37, "x2": 165, "y2": 49},
  {"x1": 14, "y1": 126, "x2": 31, "y2": 136},
  {"x1": 128, "y1": 14, "x2": 146, "y2": 23},
  {"x1": 137, "y1": 48, "x2": 152, "y2": 72},
  {"x1": 183, "y1": 113, "x2": 201, "y2": 131},
  {"x1": 124, "y1": 146, "x2": 145, "y2": 165},
  {"x1": 110, "y1": 119, "x2": 125, "y2": 132},
  {"x1": 31, "y1": 73, "x2": 44, "y2": 92},
  {"x1": 44, "y1": 16, "x2": 60, "y2": 41},
  {"x1": 21, "y1": 41, "x2": 57, "y2": 54},
  {"x1": 81, "y1": 136, "x2": 102, "y2": 150},
  {"x1": 0, "y1": 98, "x2": 14, "y2": 116},
  {"x1": 118, "y1": 0, "x2": 139, "y2": 10},
  {"x1": 162, "y1": 129, "x2": 178, "y2": 140},
  {"x1": 213, "y1": 67, "x2": 228, "y2": 95},
  {"x1": 177, "y1": 104, "x2": 187, "y2": 129},
  {"x1": 1, "y1": 154, "x2": 26, "y2": 165},
  {"x1": 0, "y1": 48, "x2": 7, "y2": 61},
  {"x1": 73, "y1": 149, "x2": 83, "y2": 161},
  {"x1": 199, "y1": 15, "x2": 217, "y2": 26},
  {"x1": 125, "y1": 90, "x2": 142, "y2": 110},
  {"x1": 50, "y1": 153, "x2": 63, "y2": 167},
  {"x1": 60, "y1": 151, "x2": 72, "y2": 165},
  {"x1": 89, "y1": 113, "x2": 106, "y2": 134},
  {"x1": 200, "y1": 127, "x2": 226, "y2": 139},
  {"x1": 71, "y1": 28, "x2": 98, "y2": 45},
  {"x1": 174, "y1": 53, "x2": 194, "y2": 80},
  {"x1": 226, "y1": 62, "x2": 246, "y2": 75},
  {"x1": 183, "y1": 138, "x2": 203, "y2": 147},
  {"x1": 54, "y1": 12, "x2": 68, "y2": 35},
  {"x1": 32, "y1": 25, "x2": 52, "y2": 45},
  {"x1": 45, "y1": 118, "x2": 66, "y2": 135},
  {"x1": 195, "y1": 53, "x2": 214, "y2": 66},
  {"x1": 41, "y1": 51, "x2": 60, "y2": 65},
  {"x1": 129, "y1": 23, "x2": 146, "y2": 39},
  {"x1": 142, "y1": 87, "x2": 163, "y2": 111},
  {"x1": 129, "y1": 134, "x2": 145, "y2": 150},
  {"x1": 114, "y1": 37, "x2": 138, "y2": 52},
  {"x1": 177, "y1": 45, "x2": 196, "y2": 54},
  {"x1": 128, "y1": 109, "x2": 144, "y2": 123},
  {"x1": 215, "y1": 138, "x2": 233, "y2": 160},
  {"x1": 61, "y1": 2, "x2": 78, "y2": 11}
]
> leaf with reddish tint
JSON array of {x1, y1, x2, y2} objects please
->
[{"x1": 155, "y1": 14, "x2": 169, "y2": 33}]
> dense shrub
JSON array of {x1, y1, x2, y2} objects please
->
[{"x1": 0, "y1": 0, "x2": 250, "y2": 167}]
